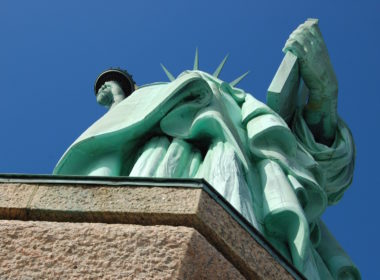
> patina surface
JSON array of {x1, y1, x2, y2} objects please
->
[{"x1": 53, "y1": 19, "x2": 359, "y2": 279}]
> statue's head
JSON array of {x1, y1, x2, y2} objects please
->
[{"x1": 94, "y1": 68, "x2": 135, "y2": 109}]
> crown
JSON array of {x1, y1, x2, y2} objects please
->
[{"x1": 160, "y1": 48, "x2": 249, "y2": 87}]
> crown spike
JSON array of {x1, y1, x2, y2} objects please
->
[
  {"x1": 230, "y1": 71, "x2": 250, "y2": 87},
  {"x1": 213, "y1": 54, "x2": 229, "y2": 78},
  {"x1": 160, "y1": 63, "x2": 175, "y2": 81},
  {"x1": 193, "y1": 48, "x2": 199, "y2": 70}
]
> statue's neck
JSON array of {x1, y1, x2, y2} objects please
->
[{"x1": 108, "y1": 94, "x2": 125, "y2": 110}]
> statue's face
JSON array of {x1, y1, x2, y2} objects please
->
[{"x1": 96, "y1": 81, "x2": 126, "y2": 109}]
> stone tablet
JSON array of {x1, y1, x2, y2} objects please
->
[{"x1": 267, "y1": 51, "x2": 300, "y2": 123}]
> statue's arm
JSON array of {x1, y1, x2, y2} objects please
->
[{"x1": 283, "y1": 19, "x2": 338, "y2": 145}]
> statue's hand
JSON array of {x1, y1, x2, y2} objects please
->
[{"x1": 283, "y1": 19, "x2": 338, "y2": 100}]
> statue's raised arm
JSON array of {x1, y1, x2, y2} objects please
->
[{"x1": 284, "y1": 19, "x2": 338, "y2": 145}]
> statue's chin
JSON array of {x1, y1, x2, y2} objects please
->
[{"x1": 97, "y1": 91, "x2": 113, "y2": 107}]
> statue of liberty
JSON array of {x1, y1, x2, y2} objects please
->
[{"x1": 53, "y1": 19, "x2": 360, "y2": 279}]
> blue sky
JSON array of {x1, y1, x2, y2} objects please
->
[{"x1": 1, "y1": 1, "x2": 378, "y2": 278}]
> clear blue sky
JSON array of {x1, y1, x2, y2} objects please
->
[{"x1": 1, "y1": 1, "x2": 378, "y2": 278}]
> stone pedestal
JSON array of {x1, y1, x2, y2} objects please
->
[{"x1": 0, "y1": 175, "x2": 304, "y2": 279}]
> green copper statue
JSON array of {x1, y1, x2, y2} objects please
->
[{"x1": 54, "y1": 19, "x2": 360, "y2": 279}]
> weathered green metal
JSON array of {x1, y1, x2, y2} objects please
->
[{"x1": 53, "y1": 19, "x2": 360, "y2": 280}]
